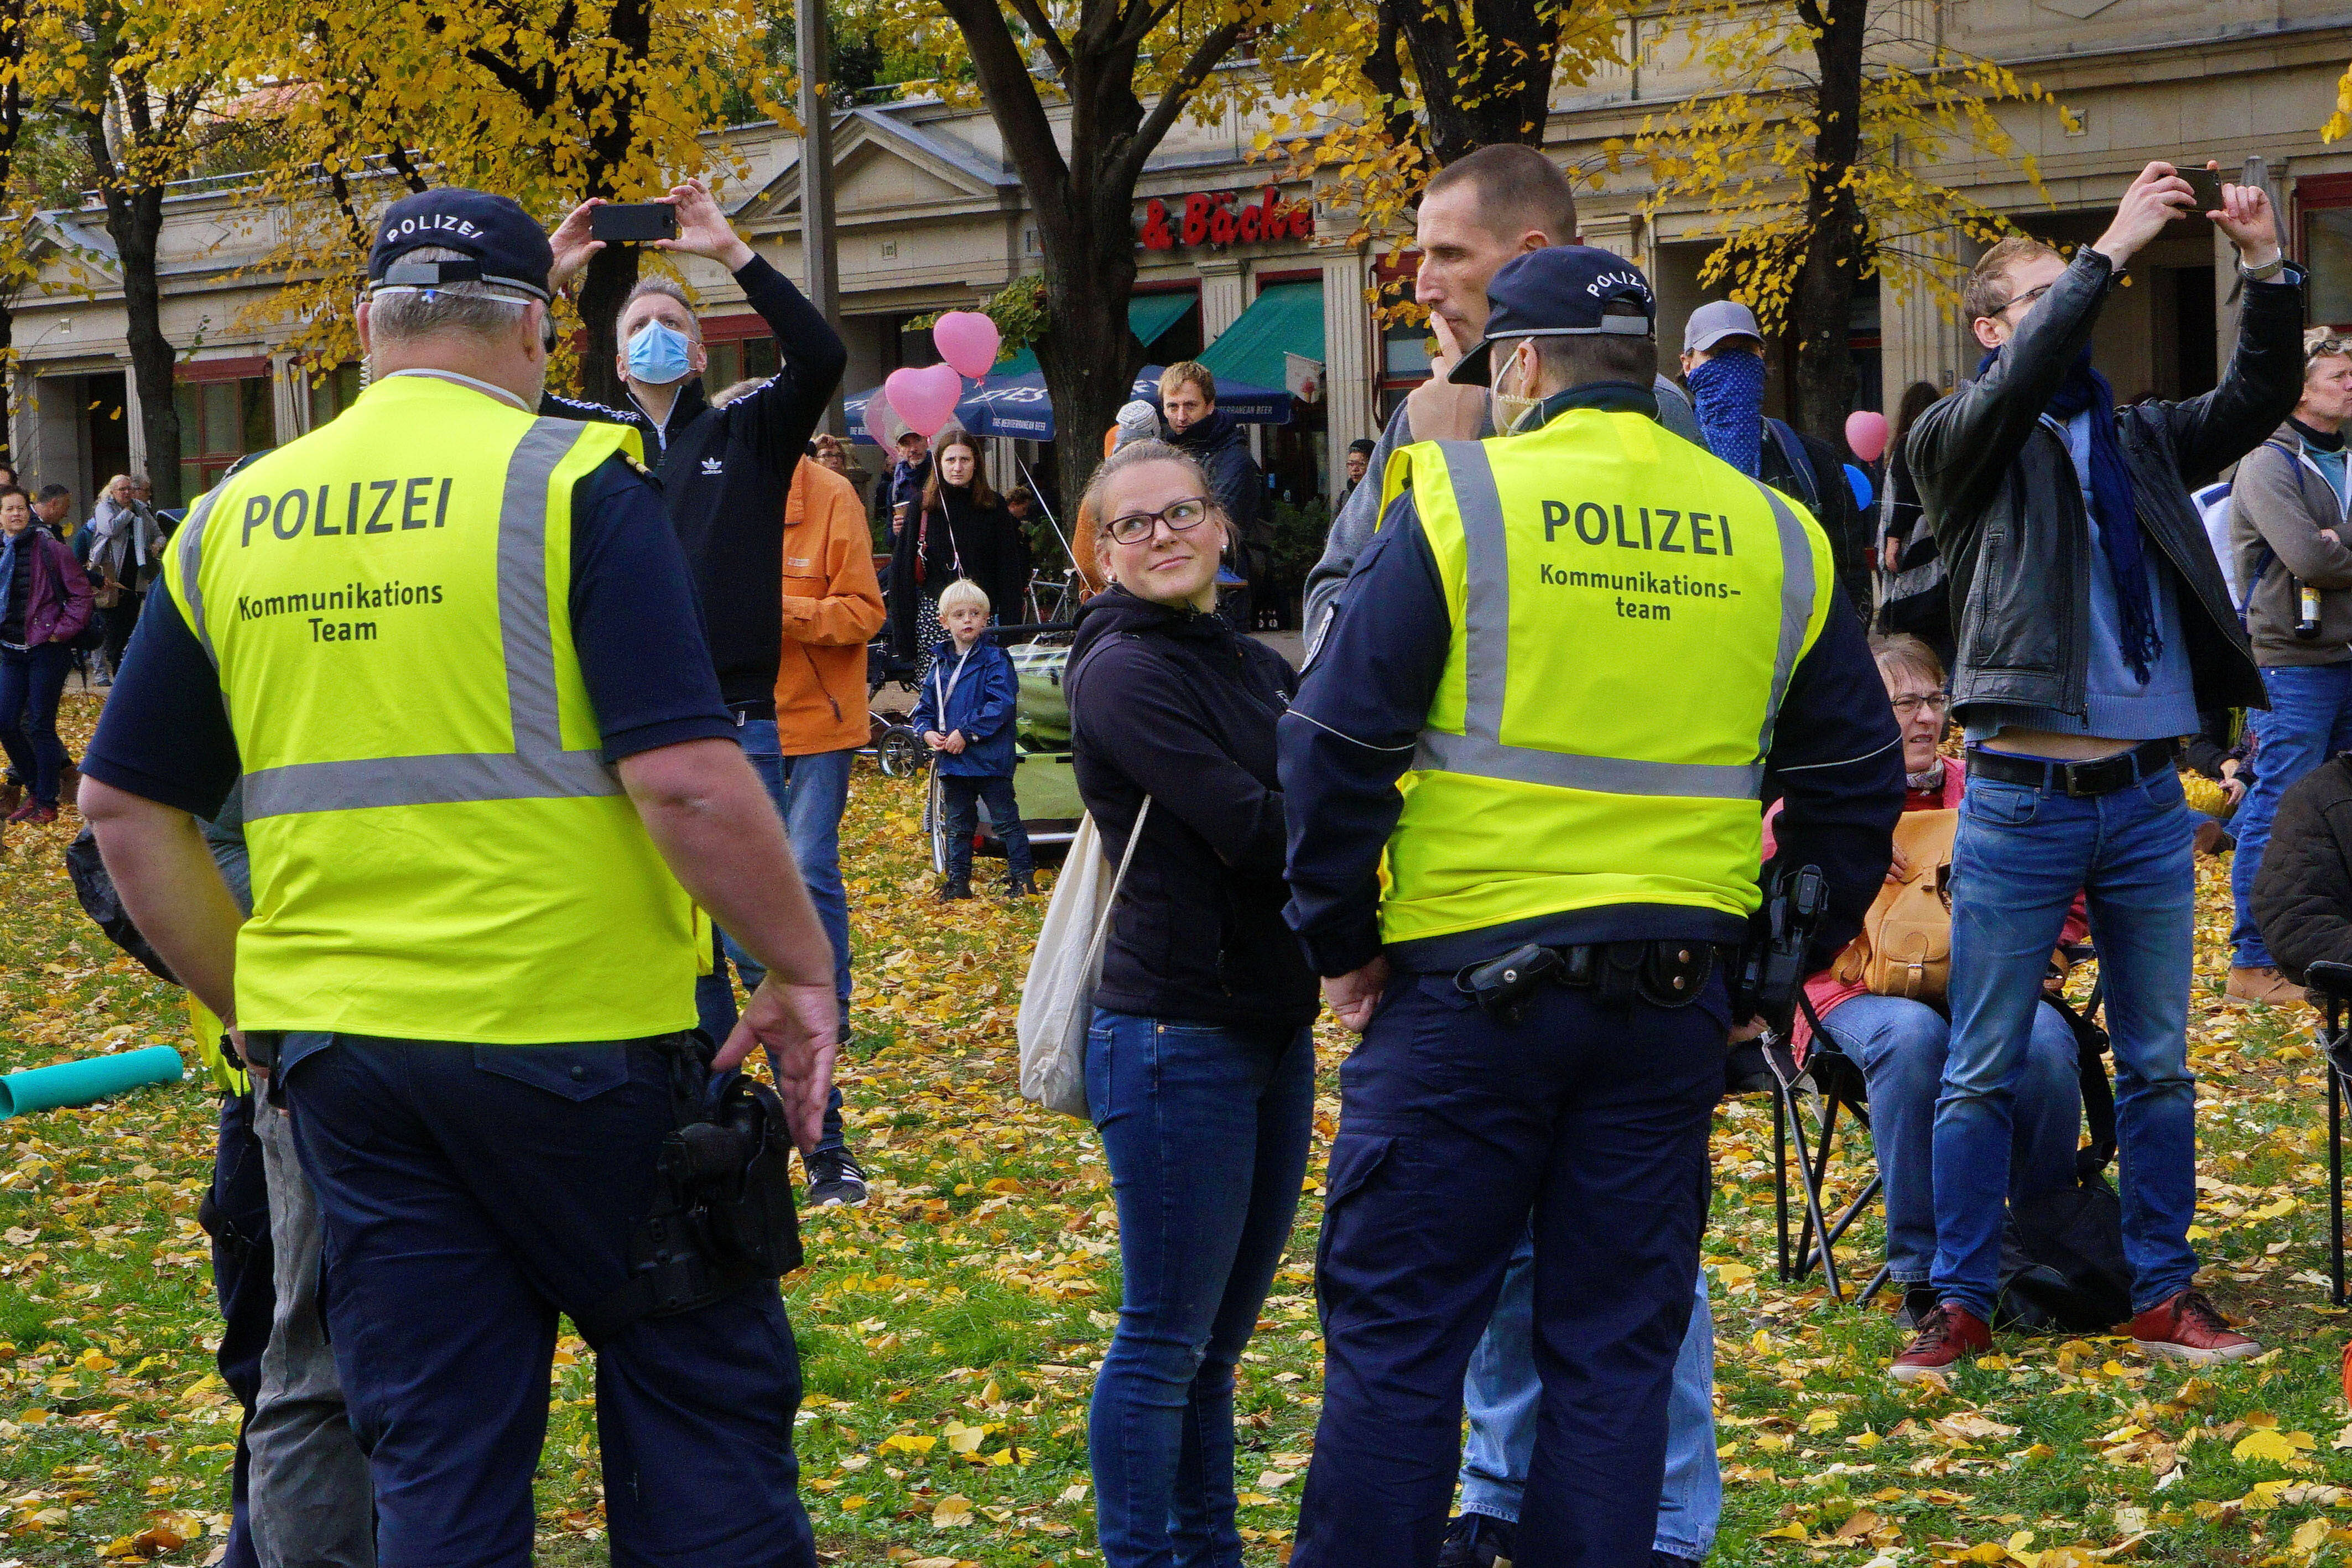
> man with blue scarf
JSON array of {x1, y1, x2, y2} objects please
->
[{"x1": 1895, "y1": 162, "x2": 2304, "y2": 1378}]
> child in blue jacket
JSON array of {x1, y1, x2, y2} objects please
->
[{"x1": 913, "y1": 579, "x2": 1037, "y2": 899}]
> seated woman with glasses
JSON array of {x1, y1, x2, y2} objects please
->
[{"x1": 1770, "y1": 634, "x2": 2087, "y2": 1330}]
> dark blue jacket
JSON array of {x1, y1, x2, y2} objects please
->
[{"x1": 910, "y1": 637, "x2": 1019, "y2": 777}]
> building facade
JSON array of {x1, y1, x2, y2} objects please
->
[{"x1": 8, "y1": 0, "x2": 2350, "y2": 520}]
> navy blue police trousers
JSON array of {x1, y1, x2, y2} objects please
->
[
  {"x1": 1292, "y1": 970, "x2": 1726, "y2": 1568},
  {"x1": 280, "y1": 1033, "x2": 816, "y2": 1568}
]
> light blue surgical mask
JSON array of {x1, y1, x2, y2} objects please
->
[{"x1": 625, "y1": 320, "x2": 694, "y2": 386}]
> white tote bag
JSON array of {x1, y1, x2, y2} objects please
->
[{"x1": 1017, "y1": 798, "x2": 1151, "y2": 1119}]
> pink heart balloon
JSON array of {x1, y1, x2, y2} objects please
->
[
  {"x1": 887, "y1": 363, "x2": 965, "y2": 439},
  {"x1": 863, "y1": 393, "x2": 904, "y2": 449},
  {"x1": 1844, "y1": 409, "x2": 1890, "y2": 465},
  {"x1": 933, "y1": 311, "x2": 1002, "y2": 380}
]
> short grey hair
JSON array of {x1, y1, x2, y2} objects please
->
[
  {"x1": 367, "y1": 246, "x2": 537, "y2": 343},
  {"x1": 622, "y1": 277, "x2": 700, "y2": 340}
]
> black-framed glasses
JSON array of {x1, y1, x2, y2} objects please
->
[
  {"x1": 1891, "y1": 691, "x2": 1950, "y2": 718},
  {"x1": 1992, "y1": 283, "x2": 2053, "y2": 320},
  {"x1": 1106, "y1": 496, "x2": 1215, "y2": 545}
]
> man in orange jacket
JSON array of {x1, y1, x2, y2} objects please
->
[{"x1": 716, "y1": 444, "x2": 886, "y2": 1205}]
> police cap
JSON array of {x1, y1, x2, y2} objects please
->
[
  {"x1": 1449, "y1": 246, "x2": 1657, "y2": 387},
  {"x1": 367, "y1": 189, "x2": 554, "y2": 303}
]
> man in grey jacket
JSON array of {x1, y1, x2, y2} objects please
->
[
  {"x1": 2227, "y1": 332, "x2": 2352, "y2": 1004},
  {"x1": 1300, "y1": 147, "x2": 1698, "y2": 660}
]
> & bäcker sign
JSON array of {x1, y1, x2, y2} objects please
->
[{"x1": 1138, "y1": 186, "x2": 1314, "y2": 252}]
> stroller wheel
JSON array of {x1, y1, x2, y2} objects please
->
[{"x1": 877, "y1": 726, "x2": 924, "y2": 778}]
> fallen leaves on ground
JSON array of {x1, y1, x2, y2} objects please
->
[{"x1": 3, "y1": 701, "x2": 2349, "y2": 1563}]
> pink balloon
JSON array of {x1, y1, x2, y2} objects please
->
[
  {"x1": 863, "y1": 393, "x2": 904, "y2": 449},
  {"x1": 932, "y1": 311, "x2": 1002, "y2": 380},
  {"x1": 886, "y1": 363, "x2": 965, "y2": 439},
  {"x1": 1844, "y1": 409, "x2": 1890, "y2": 464}
]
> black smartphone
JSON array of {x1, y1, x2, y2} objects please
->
[
  {"x1": 2174, "y1": 163, "x2": 2225, "y2": 217},
  {"x1": 591, "y1": 202, "x2": 678, "y2": 243}
]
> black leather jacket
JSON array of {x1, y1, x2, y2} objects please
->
[{"x1": 1908, "y1": 246, "x2": 2304, "y2": 723}]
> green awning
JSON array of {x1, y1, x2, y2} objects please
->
[
  {"x1": 996, "y1": 292, "x2": 1197, "y2": 378},
  {"x1": 1198, "y1": 281, "x2": 1324, "y2": 395}
]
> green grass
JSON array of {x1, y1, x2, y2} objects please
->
[{"x1": 2, "y1": 692, "x2": 2347, "y2": 1566}]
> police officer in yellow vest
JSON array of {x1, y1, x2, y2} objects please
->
[
  {"x1": 1280, "y1": 248, "x2": 1902, "y2": 1567},
  {"x1": 80, "y1": 189, "x2": 841, "y2": 1568}
]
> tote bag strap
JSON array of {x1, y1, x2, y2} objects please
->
[{"x1": 1082, "y1": 797, "x2": 1151, "y2": 980}]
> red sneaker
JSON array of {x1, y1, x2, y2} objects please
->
[
  {"x1": 6, "y1": 799, "x2": 52, "y2": 825},
  {"x1": 1889, "y1": 1302, "x2": 1991, "y2": 1382},
  {"x1": 2129, "y1": 1288, "x2": 2259, "y2": 1364}
]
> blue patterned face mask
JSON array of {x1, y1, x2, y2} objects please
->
[{"x1": 625, "y1": 320, "x2": 694, "y2": 386}]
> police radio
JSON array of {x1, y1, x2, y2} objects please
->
[{"x1": 1733, "y1": 862, "x2": 1827, "y2": 1038}]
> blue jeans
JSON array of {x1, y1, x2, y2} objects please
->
[
  {"x1": 0, "y1": 640, "x2": 72, "y2": 804},
  {"x1": 698, "y1": 726, "x2": 853, "y2": 1153},
  {"x1": 2231, "y1": 664, "x2": 2352, "y2": 968},
  {"x1": 940, "y1": 772, "x2": 1035, "y2": 884},
  {"x1": 1085, "y1": 1008, "x2": 1315, "y2": 1568},
  {"x1": 1825, "y1": 993, "x2": 2082, "y2": 1284},
  {"x1": 1935, "y1": 763, "x2": 2199, "y2": 1320},
  {"x1": 1459, "y1": 1235, "x2": 1720, "y2": 1561}
]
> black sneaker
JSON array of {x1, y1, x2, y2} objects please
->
[
  {"x1": 934, "y1": 877, "x2": 973, "y2": 902},
  {"x1": 1437, "y1": 1513, "x2": 1515, "y2": 1568},
  {"x1": 1005, "y1": 872, "x2": 1037, "y2": 898},
  {"x1": 804, "y1": 1148, "x2": 869, "y2": 1208},
  {"x1": 1896, "y1": 1283, "x2": 1939, "y2": 1333}
]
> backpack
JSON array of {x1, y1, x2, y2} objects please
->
[
  {"x1": 2209, "y1": 437, "x2": 2303, "y2": 622},
  {"x1": 1994, "y1": 994, "x2": 2132, "y2": 1333},
  {"x1": 1764, "y1": 419, "x2": 1822, "y2": 512},
  {"x1": 1828, "y1": 808, "x2": 1956, "y2": 1002}
]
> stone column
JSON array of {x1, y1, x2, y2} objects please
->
[
  {"x1": 121, "y1": 365, "x2": 147, "y2": 480},
  {"x1": 1320, "y1": 249, "x2": 1373, "y2": 503},
  {"x1": 270, "y1": 351, "x2": 308, "y2": 442},
  {"x1": 1197, "y1": 258, "x2": 1247, "y2": 343}
]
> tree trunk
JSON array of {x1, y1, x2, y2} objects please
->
[
  {"x1": 0, "y1": 303, "x2": 13, "y2": 466},
  {"x1": 576, "y1": 244, "x2": 642, "y2": 408},
  {"x1": 1034, "y1": 235, "x2": 1143, "y2": 538},
  {"x1": 1786, "y1": 0, "x2": 1869, "y2": 444},
  {"x1": 109, "y1": 181, "x2": 183, "y2": 508},
  {"x1": 1393, "y1": 0, "x2": 1569, "y2": 165}
]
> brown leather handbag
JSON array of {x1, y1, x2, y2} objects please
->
[{"x1": 1829, "y1": 808, "x2": 1958, "y2": 1003}]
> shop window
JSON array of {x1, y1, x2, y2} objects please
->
[
  {"x1": 2302, "y1": 174, "x2": 2352, "y2": 330},
  {"x1": 706, "y1": 336, "x2": 780, "y2": 391},
  {"x1": 308, "y1": 362, "x2": 363, "y2": 429},
  {"x1": 175, "y1": 377, "x2": 272, "y2": 498}
]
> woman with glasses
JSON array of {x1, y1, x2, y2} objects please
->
[
  {"x1": 1778, "y1": 634, "x2": 2086, "y2": 1330},
  {"x1": 1063, "y1": 440, "x2": 1318, "y2": 1568}
]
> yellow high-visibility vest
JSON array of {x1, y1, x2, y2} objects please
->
[
  {"x1": 1375, "y1": 407, "x2": 1835, "y2": 947},
  {"x1": 158, "y1": 373, "x2": 700, "y2": 1043}
]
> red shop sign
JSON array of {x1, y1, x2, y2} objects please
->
[{"x1": 1138, "y1": 186, "x2": 1315, "y2": 252}]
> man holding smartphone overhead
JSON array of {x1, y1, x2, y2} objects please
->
[
  {"x1": 1891, "y1": 160, "x2": 2304, "y2": 1380},
  {"x1": 545, "y1": 179, "x2": 872, "y2": 1207}
]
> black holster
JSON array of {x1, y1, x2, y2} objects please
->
[{"x1": 575, "y1": 1034, "x2": 802, "y2": 1342}]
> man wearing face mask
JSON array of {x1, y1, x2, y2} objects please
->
[
  {"x1": 1279, "y1": 247, "x2": 1901, "y2": 1567},
  {"x1": 1679, "y1": 300, "x2": 1870, "y2": 619},
  {"x1": 547, "y1": 180, "x2": 866, "y2": 1204}
]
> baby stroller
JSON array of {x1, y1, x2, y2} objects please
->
[{"x1": 863, "y1": 632, "x2": 925, "y2": 778}]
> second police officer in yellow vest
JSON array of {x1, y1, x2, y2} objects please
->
[
  {"x1": 80, "y1": 189, "x2": 842, "y2": 1568},
  {"x1": 1280, "y1": 247, "x2": 1903, "y2": 1567}
]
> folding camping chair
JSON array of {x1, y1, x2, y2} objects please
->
[
  {"x1": 1767, "y1": 1007, "x2": 1887, "y2": 1307},
  {"x1": 1770, "y1": 976, "x2": 2115, "y2": 1309},
  {"x1": 2303, "y1": 960, "x2": 2352, "y2": 1306}
]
